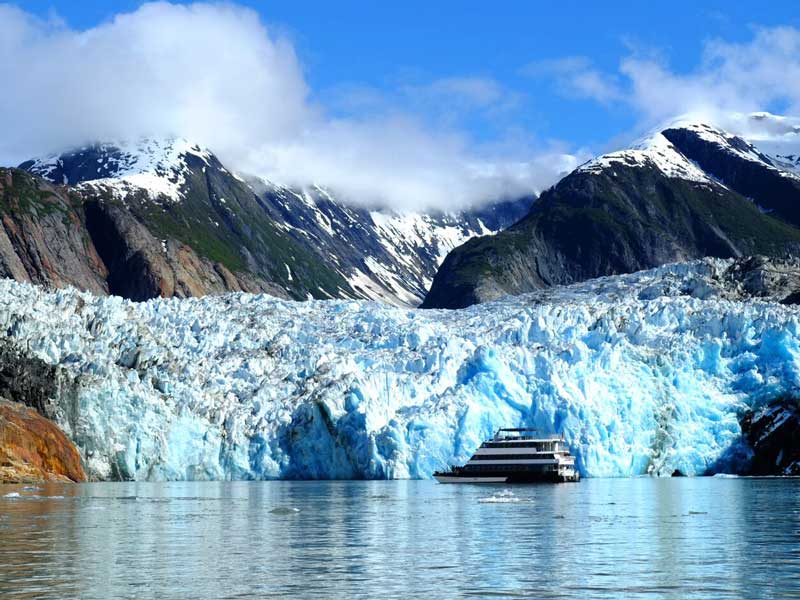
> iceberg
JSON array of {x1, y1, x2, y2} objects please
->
[{"x1": 0, "y1": 258, "x2": 797, "y2": 480}]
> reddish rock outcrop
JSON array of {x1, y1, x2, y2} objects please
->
[{"x1": 0, "y1": 398, "x2": 86, "y2": 483}]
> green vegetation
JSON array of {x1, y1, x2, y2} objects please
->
[
  {"x1": 425, "y1": 163, "x2": 800, "y2": 308},
  {"x1": 115, "y1": 164, "x2": 352, "y2": 299},
  {"x1": 0, "y1": 168, "x2": 74, "y2": 223}
]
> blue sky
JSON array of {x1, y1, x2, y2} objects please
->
[
  {"x1": 4, "y1": 2, "x2": 800, "y2": 208},
  {"x1": 14, "y1": 1, "x2": 800, "y2": 149}
]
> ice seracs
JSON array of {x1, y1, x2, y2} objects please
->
[{"x1": 0, "y1": 258, "x2": 798, "y2": 481}]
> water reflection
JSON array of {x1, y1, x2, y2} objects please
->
[{"x1": 0, "y1": 478, "x2": 799, "y2": 599}]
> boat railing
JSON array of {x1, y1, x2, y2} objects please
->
[{"x1": 492, "y1": 428, "x2": 564, "y2": 442}]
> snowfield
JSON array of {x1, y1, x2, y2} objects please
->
[
  {"x1": 577, "y1": 111, "x2": 800, "y2": 184},
  {"x1": 24, "y1": 139, "x2": 528, "y2": 308},
  {"x1": 577, "y1": 130, "x2": 714, "y2": 183},
  {"x1": 25, "y1": 138, "x2": 215, "y2": 202},
  {"x1": 1, "y1": 259, "x2": 798, "y2": 481}
]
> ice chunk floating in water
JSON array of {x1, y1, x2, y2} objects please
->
[
  {"x1": 478, "y1": 490, "x2": 527, "y2": 504},
  {"x1": 0, "y1": 258, "x2": 799, "y2": 480}
]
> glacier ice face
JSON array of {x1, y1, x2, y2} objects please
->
[{"x1": 0, "y1": 258, "x2": 798, "y2": 480}]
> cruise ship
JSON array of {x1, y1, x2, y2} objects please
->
[{"x1": 433, "y1": 428, "x2": 580, "y2": 483}]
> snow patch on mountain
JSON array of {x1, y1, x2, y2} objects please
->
[
  {"x1": 578, "y1": 131, "x2": 713, "y2": 183},
  {"x1": 578, "y1": 112, "x2": 800, "y2": 184},
  {"x1": 25, "y1": 138, "x2": 213, "y2": 202},
  {"x1": 367, "y1": 210, "x2": 487, "y2": 280},
  {"x1": 1, "y1": 258, "x2": 798, "y2": 481},
  {"x1": 23, "y1": 141, "x2": 530, "y2": 307},
  {"x1": 248, "y1": 177, "x2": 528, "y2": 306}
]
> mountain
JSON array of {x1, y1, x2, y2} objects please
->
[
  {"x1": 659, "y1": 118, "x2": 800, "y2": 225},
  {"x1": 13, "y1": 139, "x2": 530, "y2": 305},
  {"x1": 243, "y1": 177, "x2": 531, "y2": 304},
  {"x1": 423, "y1": 114, "x2": 800, "y2": 309},
  {"x1": 1, "y1": 256, "x2": 798, "y2": 480}
]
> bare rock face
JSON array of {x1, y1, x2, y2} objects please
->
[
  {"x1": 0, "y1": 341, "x2": 62, "y2": 416},
  {"x1": 0, "y1": 167, "x2": 291, "y2": 302},
  {"x1": 722, "y1": 255, "x2": 800, "y2": 304},
  {"x1": 82, "y1": 199, "x2": 288, "y2": 301},
  {"x1": 0, "y1": 398, "x2": 86, "y2": 483},
  {"x1": 740, "y1": 398, "x2": 800, "y2": 476},
  {"x1": 0, "y1": 169, "x2": 108, "y2": 295}
]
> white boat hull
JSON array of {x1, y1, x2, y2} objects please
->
[
  {"x1": 433, "y1": 430, "x2": 581, "y2": 484},
  {"x1": 434, "y1": 475, "x2": 509, "y2": 484}
]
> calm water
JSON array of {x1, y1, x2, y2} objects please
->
[{"x1": 1, "y1": 478, "x2": 799, "y2": 599}]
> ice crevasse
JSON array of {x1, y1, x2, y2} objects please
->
[{"x1": 0, "y1": 258, "x2": 797, "y2": 481}]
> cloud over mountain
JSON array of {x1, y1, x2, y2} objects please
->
[
  {"x1": 0, "y1": 2, "x2": 577, "y2": 210},
  {"x1": 530, "y1": 26, "x2": 800, "y2": 137}
]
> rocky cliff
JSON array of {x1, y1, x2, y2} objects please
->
[
  {"x1": 0, "y1": 167, "x2": 289, "y2": 300},
  {"x1": 13, "y1": 139, "x2": 530, "y2": 306},
  {"x1": 0, "y1": 168, "x2": 108, "y2": 294},
  {"x1": 739, "y1": 398, "x2": 800, "y2": 476},
  {"x1": 424, "y1": 119, "x2": 800, "y2": 309},
  {"x1": 0, "y1": 340, "x2": 85, "y2": 483},
  {"x1": 0, "y1": 398, "x2": 86, "y2": 483}
]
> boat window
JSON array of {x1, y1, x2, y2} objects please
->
[
  {"x1": 484, "y1": 442, "x2": 558, "y2": 449},
  {"x1": 471, "y1": 454, "x2": 556, "y2": 460}
]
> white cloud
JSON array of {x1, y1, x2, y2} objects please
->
[
  {"x1": 0, "y1": 2, "x2": 577, "y2": 211},
  {"x1": 0, "y1": 3, "x2": 310, "y2": 161},
  {"x1": 535, "y1": 28, "x2": 800, "y2": 136},
  {"x1": 256, "y1": 116, "x2": 581, "y2": 209},
  {"x1": 523, "y1": 57, "x2": 623, "y2": 104},
  {"x1": 401, "y1": 76, "x2": 517, "y2": 112},
  {"x1": 620, "y1": 27, "x2": 800, "y2": 126}
]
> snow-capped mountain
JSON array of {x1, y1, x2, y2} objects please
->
[
  {"x1": 1, "y1": 256, "x2": 798, "y2": 480},
  {"x1": 577, "y1": 113, "x2": 800, "y2": 185},
  {"x1": 576, "y1": 128, "x2": 714, "y2": 183},
  {"x1": 21, "y1": 138, "x2": 214, "y2": 201},
  {"x1": 658, "y1": 117, "x2": 800, "y2": 226},
  {"x1": 16, "y1": 139, "x2": 530, "y2": 306},
  {"x1": 725, "y1": 111, "x2": 800, "y2": 174},
  {"x1": 247, "y1": 178, "x2": 529, "y2": 304},
  {"x1": 424, "y1": 113, "x2": 800, "y2": 308}
]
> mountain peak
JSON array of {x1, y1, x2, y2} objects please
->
[
  {"x1": 424, "y1": 111, "x2": 800, "y2": 309},
  {"x1": 577, "y1": 113, "x2": 800, "y2": 185},
  {"x1": 577, "y1": 130, "x2": 712, "y2": 183},
  {"x1": 654, "y1": 112, "x2": 800, "y2": 177},
  {"x1": 20, "y1": 138, "x2": 215, "y2": 202}
]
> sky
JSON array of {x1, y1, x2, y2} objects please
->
[{"x1": 3, "y1": 1, "x2": 800, "y2": 209}]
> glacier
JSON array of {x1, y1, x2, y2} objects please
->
[{"x1": 0, "y1": 258, "x2": 799, "y2": 481}]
